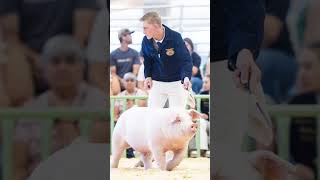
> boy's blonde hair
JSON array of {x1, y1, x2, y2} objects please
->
[{"x1": 139, "y1": 11, "x2": 162, "y2": 25}]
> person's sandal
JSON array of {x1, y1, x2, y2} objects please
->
[{"x1": 205, "y1": 150, "x2": 210, "y2": 158}]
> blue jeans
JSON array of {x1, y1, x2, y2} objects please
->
[
  {"x1": 126, "y1": 148, "x2": 135, "y2": 158},
  {"x1": 191, "y1": 77, "x2": 203, "y2": 94},
  {"x1": 256, "y1": 49, "x2": 297, "y2": 103}
]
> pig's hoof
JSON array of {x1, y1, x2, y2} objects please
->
[
  {"x1": 111, "y1": 163, "x2": 118, "y2": 168},
  {"x1": 166, "y1": 167, "x2": 174, "y2": 171},
  {"x1": 134, "y1": 160, "x2": 144, "y2": 168}
]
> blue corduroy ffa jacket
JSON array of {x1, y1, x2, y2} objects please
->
[
  {"x1": 212, "y1": 0, "x2": 266, "y2": 70},
  {"x1": 141, "y1": 25, "x2": 193, "y2": 83}
]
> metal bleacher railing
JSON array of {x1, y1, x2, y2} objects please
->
[{"x1": 270, "y1": 105, "x2": 320, "y2": 180}]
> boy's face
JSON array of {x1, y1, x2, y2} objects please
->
[{"x1": 143, "y1": 22, "x2": 160, "y2": 39}]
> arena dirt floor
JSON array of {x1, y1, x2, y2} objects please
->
[{"x1": 110, "y1": 157, "x2": 210, "y2": 180}]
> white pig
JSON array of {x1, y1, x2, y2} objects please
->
[{"x1": 111, "y1": 107, "x2": 201, "y2": 171}]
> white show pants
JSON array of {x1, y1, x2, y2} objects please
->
[{"x1": 148, "y1": 80, "x2": 188, "y2": 109}]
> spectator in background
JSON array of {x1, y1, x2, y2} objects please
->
[
  {"x1": 200, "y1": 74, "x2": 210, "y2": 120},
  {"x1": 256, "y1": 0, "x2": 297, "y2": 103},
  {"x1": 114, "y1": 72, "x2": 147, "y2": 120},
  {"x1": 287, "y1": 42, "x2": 320, "y2": 180},
  {"x1": 184, "y1": 38, "x2": 203, "y2": 94},
  {"x1": 137, "y1": 51, "x2": 146, "y2": 91},
  {"x1": 294, "y1": 44, "x2": 320, "y2": 94},
  {"x1": 14, "y1": 35, "x2": 108, "y2": 180},
  {"x1": 200, "y1": 74, "x2": 210, "y2": 156},
  {"x1": 204, "y1": 52, "x2": 210, "y2": 76},
  {"x1": 286, "y1": 0, "x2": 320, "y2": 97},
  {"x1": 188, "y1": 74, "x2": 210, "y2": 158},
  {"x1": 0, "y1": 0, "x2": 98, "y2": 106},
  {"x1": 110, "y1": 73, "x2": 121, "y2": 96},
  {"x1": 189, "y1": 74, "x2": 210, "y2": 158},
  {"x1": 110, "y1": 28, "x2": 140, "y2": 89},
  {"x1": 287, "y1": 0, "x2": 320, "y2": 54}
]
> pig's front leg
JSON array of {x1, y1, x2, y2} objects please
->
[
  {"x1": 151, "y1": 147, "x2": 166, "y2": 170},
  {"x1": 166, "y1": 147, "x2": 187, "y2": 171},
  {"x1": 141, "y1": 152, "x2": 153, "y2": 170}
]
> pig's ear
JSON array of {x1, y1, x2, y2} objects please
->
[
  {"x1": 188, "y1": 109, "x2": 202, "y2": 121},
  {"x1": 172, "y1": 115, "x2": 182, "y2": 124}
]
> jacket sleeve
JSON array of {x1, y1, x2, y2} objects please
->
[
  {"x1": 141, "y1": 38, "x2": 153, "y2": 78},
  {"x1": 224, "y1": 0, "x2": 266, "y2": 70},
  {"x1": 177, "y1": 34, "x2": 193, "y2": 82}
]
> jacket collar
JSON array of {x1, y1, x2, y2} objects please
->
[
  {"x1": 148, "y1": 24, "x2": 174, "y2": 44},
  {"x1": 162, "y1": 24, "x2": 174, "y2": 41}
]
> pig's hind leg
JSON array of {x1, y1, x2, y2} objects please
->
[
  {"x1": 151, "y1": 147, "x2": 167, "y2": 170},
  {"x1": 140, "y1": 152, "x2": 153, "y2": 170},
  {"x1": 166, "y1": 147, "x2": 187, "y2": 171},
  {"x1": 111, "y1": 133, "x2": 129, "y2": 168}
]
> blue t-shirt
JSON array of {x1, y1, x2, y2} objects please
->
[
  {"x1": 110, "y1": 48, "x2": 140, "y2": 78},
  {"x1": 141, "y1": 24, "x2": 192, "y2": 83}
]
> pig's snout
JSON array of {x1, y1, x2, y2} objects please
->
[{"x1": 191, "y1": 123, "x2": 198, "y2": 132}]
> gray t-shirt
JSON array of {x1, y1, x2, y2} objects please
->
[
  {"x1": 0, "y1": 0, "x2": 99, "y2": 52},
  {"x1": 110, "y1": 48, "x2": 140, "y2": 78}
]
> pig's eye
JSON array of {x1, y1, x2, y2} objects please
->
[{"x1": 173, "y1": 116, "x2": 182, "y2": 124}]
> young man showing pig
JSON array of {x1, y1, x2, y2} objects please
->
[{"x1": 140, "y1": 11, "x2": 193, "y2": 109}]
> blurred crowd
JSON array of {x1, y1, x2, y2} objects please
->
[
  {"x1": 0, "y1": 0, "x2": 108, "y2": 179},
  {"x1": 252, "y1": 0, "x2": 320, "y2": 179}
]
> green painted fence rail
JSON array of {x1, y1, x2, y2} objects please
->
[
  {"x1": 268, "y1": 104, "x2": 320, "y2": 180},
  {"x1": 109, "y1": 95, "x2": 210, "y2": 158},
  {"x1": 3, "y1": 102, "x2": 319, "y2": 180},
  {"x1": 0, "y1": 107, "x2": 107, "y2": 180}
]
